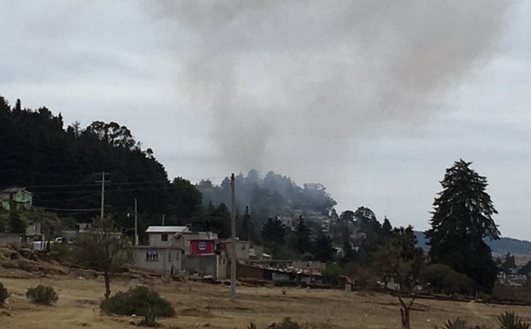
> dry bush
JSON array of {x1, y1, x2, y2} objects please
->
[{"x1": 26, "y1": 285, "x2": 59, "y2": 305}]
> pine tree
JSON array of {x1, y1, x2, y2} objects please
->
[
  {"x1": 261, "y1": 218, "x2": 286, "y2": 245},
  {"x1": 295, "y1": 216, "x2": 311, "y2": 254},
  {"x1": 312, "y1": 232, "x2": 336, "y2": 262},
  {"x1": 426, "y1": 159, "x2": 499, "y2": 292},
  {"x1": 382, "y1": 216, "x2": 392, "y2": 237}
]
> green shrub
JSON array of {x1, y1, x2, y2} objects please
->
[
  {"x1": 140, "y1": 305, "x2": 158, "y2": 327},
  {"x1": 100, "y1": 286, "x2": 175, "y2": 326},
  {"x1": 0, "y1": 282, "x2": 9, "y2": 306},
  {"x1": 26, "y1": 285, "x2": 58, "y2": 305},
  {"x1": 421, "y1": 263, "x2": 472, "y2": 295},
  {"x1": 498, "y1": 311, "x2": 530, "y2": 329},
  {"x1": 321, "y1": 262, "x2": 342, "y2": 287}
]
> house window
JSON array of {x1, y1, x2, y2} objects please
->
[
  {"x1": 198, "y1": 241, "x2": 207, "y2": 251},
  {"x1": 161, "y1": 234, "x2": 168, "y2": 242},
  {"x1": 146, "y1": 251, "x2": 159, "y2": 261}
]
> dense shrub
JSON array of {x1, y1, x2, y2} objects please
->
[
  {"x1": 421, "y1": 263, "x2": 472, "y2": 295},
  {"x1": 321, "y1": 262, "x2": 342, "y2": 287},
  {"x1": 26, "y1": 285, "x2": 58, "y2": 305},
  {"x1": 100, "y1": 286, "x2": 175, "y2": 326},
  {"x1": 0, "y1": 282, "x2": 9, "y2": 306}
]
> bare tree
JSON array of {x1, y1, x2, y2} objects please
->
[
  {"x1": 74, "y1": 217, "x2": 132, "y2": 299},
  {"x1": 373, "y1": 226, "x2": 423, "y2": 329}
]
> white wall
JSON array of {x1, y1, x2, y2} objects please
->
[
  {"x1": 148, "y1": 233, "x2": 173, "y2": 247},
  {"x1": 132, "y1": 247, "x2": 182, "y2": 276}
]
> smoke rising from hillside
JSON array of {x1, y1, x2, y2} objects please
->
[{"x1": 152, "y1": 1, "x2": 511, "y2": 173}]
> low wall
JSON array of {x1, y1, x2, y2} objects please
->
[{"x1": 182, "y1": 255, "x2": 217, "y2": 276}]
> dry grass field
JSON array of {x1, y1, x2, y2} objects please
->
[{"x1": 1, "y1": 267, "x2": 531, "y2": 329}]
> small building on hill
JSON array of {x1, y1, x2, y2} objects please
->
[{"x1": 0, "y1": 187, "x2": 32, "y2": 211}]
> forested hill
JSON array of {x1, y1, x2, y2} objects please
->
[
  {"x1": 197, "y1": 170, "x2": 337, "y2": 223},
  {"x1": 414, "y1": 231, "x2": 531, "y2": 256},
  {"x1": 0, "y1": 96, "x2": 337, "y2": 238},
  {"x1": 0, "y1": 97, "x2": 203, "y2": 231}
]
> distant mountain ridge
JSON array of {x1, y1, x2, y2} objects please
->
[{"x1": 414, "y1": 231, "x2": 531, "y2": 256}]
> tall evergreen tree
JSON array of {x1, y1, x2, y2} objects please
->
[
  {"x1": 312, "y1": 232, "x2": 336, "y2": 262},
  {"x1": 295, "y1": 216, "x2": 311, "y2": 254},
  {"x1": 261, "y1": 218, "x2": 286, "y2": 245},
  {"x1": 382, "y1": 216, "x2": 392, "y2": 237},
  {"x1": 426, "y1": 159, "x2": 500, "y2": 292}
]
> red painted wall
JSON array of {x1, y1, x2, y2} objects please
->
[{"x1": 190, "y1": 240, "x2": 216, "y2": 255}]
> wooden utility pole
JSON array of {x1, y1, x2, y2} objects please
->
[
  {"x1": 230, "y1": 173, "x2": 237, "y2": 301},
  {"x1": 95, "y1": 172, "x2": 110, "y2": 219},
  {"x1": 134, "y1": 198, "x2": 138, "y2": 246}
]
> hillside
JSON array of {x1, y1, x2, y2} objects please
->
[{"x1": 415, "y1": 231, "x2": 531, "y2": 256}]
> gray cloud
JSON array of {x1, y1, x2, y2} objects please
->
[{"x1": 151, "y1": 0, "x2": 512, "y2": 174}]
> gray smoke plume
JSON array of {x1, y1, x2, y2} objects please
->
[{"x1": 150, "y1": 1, "x2": 511, "y2": 175}]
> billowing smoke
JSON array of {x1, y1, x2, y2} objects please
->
[{"x1": 150, "y1": 1, "x2": 511, "y2": 175}]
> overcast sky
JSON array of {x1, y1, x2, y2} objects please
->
[{"x1": 1, "y1": 1, "x2": 530, "y2": 239}]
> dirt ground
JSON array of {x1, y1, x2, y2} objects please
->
[{"x1": 1, "y1": 269, "x2": 531, "y2": 329}]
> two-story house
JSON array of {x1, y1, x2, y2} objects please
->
[
  {"x1": 174, "y1": 230, "x2": 220, "y2": 277},
  {"x1": 0, "y1": 187, "x2": 32, "y2": 211},
  {"x1": 131, "y1": 226, "x2": 188, "y2": 277},
  {"x1": 132, "y1": 226, "x2": 226, "y2": 278}
]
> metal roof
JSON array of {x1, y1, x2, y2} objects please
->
[
  {"x1": 145, "y1": 226, "x2": 190, "y2": 234},
  {"x1": 1, "y1": 187, "x2": 31, "y2": 194}
]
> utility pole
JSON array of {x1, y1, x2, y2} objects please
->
[
  {"x1": 230, "y1": 173, "x2": 237, "y2": 301},
  {"x1": 162, "y1": 214, "x2": 165, "y2": 226},
  {"x1": 95, "y1": 172, "x2": 110, "y2": 219},
  {"x1": 134, "y1": 198, "x2": 138, "y2": 246}
]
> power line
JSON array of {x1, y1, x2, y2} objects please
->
[
  {"x1": 23, "y1": 177, "x2": 230, "y2": 189},
  {"x1": 37, "y1": 207, "x2": 100, "y2": 212},
  {"x1": 95, "y1": 172, "x2": 110, "y2": 219}
]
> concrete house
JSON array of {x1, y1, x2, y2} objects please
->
[
  {"x1": 131, "y1": 225, "x2": 229, "y2": 279},
  {"x1": 131, "y1": 226, "x2": 189, "y2": 277},
  {"x1": 133, "y1": 245, "x2": 183, "y2": 277},
  {"x1": 220, "y1": 238, "x2": 250, "y2": 261},
  {"x1": 174, "y1": 231, "x2": 220, "y2": 278},
  {"x1": 0, "y1": 187, "x2": 32, "y2": 211}
]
